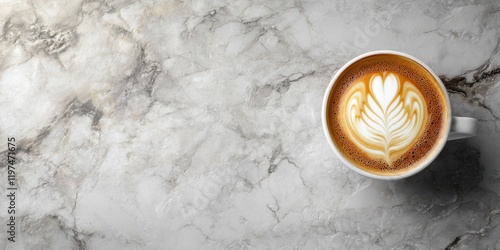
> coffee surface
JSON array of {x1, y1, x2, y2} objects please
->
[{"x1": 327, "y1": 54, "x2": 449, "y2": 175}]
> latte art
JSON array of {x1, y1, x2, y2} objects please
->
[
  {"x1": 340, "y1": 72, "x2": 427, "y2": 165},
  {"x1": 327, "y1": 54, "x2": 448, "y2": 175}
]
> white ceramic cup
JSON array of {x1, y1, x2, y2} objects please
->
[{"x1": 322, "y1": 50, "x2": 477, "y2": 180}]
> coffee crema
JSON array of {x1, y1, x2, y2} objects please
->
[{"x1": 326, "y1": 54, "x2": 449, "y2": 175}]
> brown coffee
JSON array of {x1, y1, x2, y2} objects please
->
[{"x1": 326, "y1": 54, "x2": 449, "y2": 176}]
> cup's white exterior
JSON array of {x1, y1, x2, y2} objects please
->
[{"x1": 322, "y1": 50, "x2": 452, "y2": 180}]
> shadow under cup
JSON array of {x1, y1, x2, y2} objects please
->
[{"x1": 322, "y1": 51, "x2": 451, "y2": 180}]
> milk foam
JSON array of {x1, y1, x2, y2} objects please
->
[{"x1": 340, "y1": 72, "x2": 427, "y2": 165}]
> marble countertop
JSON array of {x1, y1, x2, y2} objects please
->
[{"x1": 1, "y1": 0, "x2": 500, "y2": 249}]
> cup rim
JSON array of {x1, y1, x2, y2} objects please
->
[{"x1": 321, "y1": 50, "x2": 452, "y2": 180}]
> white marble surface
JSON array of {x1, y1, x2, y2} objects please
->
[{"x1": 1, "y1": 0, "x2": 500, "y2": 249}]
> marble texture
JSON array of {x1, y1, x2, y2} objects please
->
[{"x1": 1, "y1": 0, "x2": 500, "y2": 249}]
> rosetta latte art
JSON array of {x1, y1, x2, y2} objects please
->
[{"x1": 341, "y1": 72, "x2": 427, "y2": 165}]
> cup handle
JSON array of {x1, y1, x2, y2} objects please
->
[{"x1": 448, "y1": 117, "x2": 478, "y2": 141}]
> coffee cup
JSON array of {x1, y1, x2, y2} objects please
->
[{"x1": 322, "y1": 50, "x2": 477, "y2": 180}]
